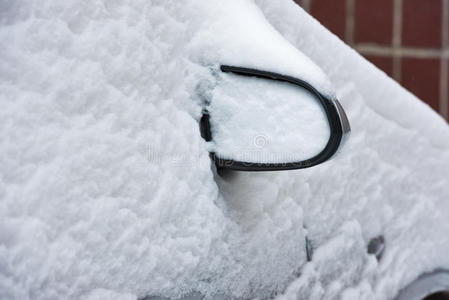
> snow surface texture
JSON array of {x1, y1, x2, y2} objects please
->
[
  {"x1": 1, "y1": 1, "x2": 449, "y2": 300},
  {"x1": 208, "y1": 73, "x2": 330, "y2": 163}
]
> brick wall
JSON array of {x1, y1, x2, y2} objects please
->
[{"x1": 294, "y1": 0, "x2": 449, "y2": 121}]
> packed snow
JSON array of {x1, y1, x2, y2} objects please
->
[{"x1": 1, "y1": 0, "x2": 449, "y2": 300}]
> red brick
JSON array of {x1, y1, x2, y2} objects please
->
[
  {"x1": 446, "y1": 60, "x2": 449, "y2": 119},
  {"x1": 401, "y1": 58, "x2": 440, "y2": 111},
  {"x1": 364, "y1": 55, "x2": 394, "y2": 77},
  {"x1": 402, "y1": 0, "x2": 442, "y2": 48},
  {"x1": 355, "y1": 0, "x2": 393, "y2": 45},
  {"x1": 310, "y1": 0, "x2": 346, "y2": 40}
]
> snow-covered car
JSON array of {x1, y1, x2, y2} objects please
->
[{"x1": 1, "y1": 0, "x2": 449, "y2": 299}]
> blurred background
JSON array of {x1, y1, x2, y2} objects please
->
[{"x1": 294, "y1": 0, "x2": 449, "y2": 121}]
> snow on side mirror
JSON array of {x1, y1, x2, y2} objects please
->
[{"x1": 200, "y1": 66, "x2": 350, "y2": 171}]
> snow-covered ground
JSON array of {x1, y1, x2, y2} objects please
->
[{"x1": 1, "y1": 0, "x2": 449, "y2": 299}]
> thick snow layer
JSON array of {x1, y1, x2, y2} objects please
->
[
  {"x1": 1, "y1": 0, "x2": 449, "y2": 300},
  {"x1": 209, "y1": 73, "x2": 330, "y2": 163}
]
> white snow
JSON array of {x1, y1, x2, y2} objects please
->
[
  {"x1": 1, "y1": 0, "x2": 449, "y2": 300},
  {"x1": 208, "y1": 72, "x2": 330, "y2": 163}
]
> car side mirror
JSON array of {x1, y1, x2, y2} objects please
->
[{"x1": 200, "y1": 66, "x2": 350, "y2": 171}]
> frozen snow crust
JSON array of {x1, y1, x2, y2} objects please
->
[{"x1": 1, "y1": 0, "x2": 449, "y2": 300}]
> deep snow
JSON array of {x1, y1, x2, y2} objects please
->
[{"x1": 1, "y1": 0, "x2": 449, "y2": 300}]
